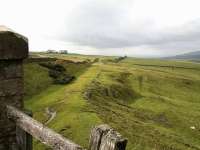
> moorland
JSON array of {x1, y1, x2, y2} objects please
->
[{"x1": 24, "y1": 53, "x2": 200, "y2": 150}]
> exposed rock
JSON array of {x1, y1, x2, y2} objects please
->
[{"x1": 0, "y1": 25, "x2": 28, "y2": 60}]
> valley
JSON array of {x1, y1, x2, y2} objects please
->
[{"x1": 24, "y1": 54, "x2": 200, "y2": 150}]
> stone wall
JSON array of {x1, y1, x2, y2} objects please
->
[{"x1": 0, "y1": 26, "x2": 28, "y2": 150}]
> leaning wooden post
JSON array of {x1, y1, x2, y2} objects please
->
[
  {"x1": 89, "y1": 124, "x2": 128, "y2": 150},
  {"x1": 7, "y1": 105, "x2": 84, "y2": 150},
  {"x1": 0, "y1": 26, "x2": 28, "y2": 149}
]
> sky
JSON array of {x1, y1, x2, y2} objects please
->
[{"x1": 0, "y1": 0, "x2": 200, "y2": 57}]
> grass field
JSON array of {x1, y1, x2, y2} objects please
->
[
  {"x1": 25, "y1": 54, "x2": 200, "y2": 150},
  {"x1": 24, "y1": 62, "x2": 53, "y2": 99}
]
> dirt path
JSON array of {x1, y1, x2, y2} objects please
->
[{"x1": 45, "y1": 107, "x2": 56, "y2": 125}]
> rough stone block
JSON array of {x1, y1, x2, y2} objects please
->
[
  {"x1": 0, "y1": 87, "x2": 4, "y2": 97},
  {"x1": 0, "y1": 96, "x2": 22, "y2": 149},
  {"x1": 0, "y1": 95, "x2": 23, "y2": 138},
  {"x1": 0, "y1": 95, "x2": 23, "y2": 108},
  {"x1": 0, "y1": 78, "x2": 23, "y2": 96},
  {"x1": 0, "y1": 26, "x2": 28, "y2": 60},
  {"x1": 0, "y1": 60, "x2": 23, "y2": 80}
]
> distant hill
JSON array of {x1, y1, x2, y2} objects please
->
[{"x1": 168, "y1": 51, "x2": 200, "y2": 59}]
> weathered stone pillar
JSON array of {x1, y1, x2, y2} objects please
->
[{"x1": 0, "y1": 26, "x2": 28, "y2": 150}]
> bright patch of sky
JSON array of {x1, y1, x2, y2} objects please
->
[{"x1": 0, "y1": 0, "x2": 200, "y2": 57}]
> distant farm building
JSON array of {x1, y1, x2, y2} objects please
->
[
  {"x1": 59, "y1": 50, "x2": 68, "y2": 54},
  {"x1": 46, "y1": 49, "x2": 58, "y2": 53}
]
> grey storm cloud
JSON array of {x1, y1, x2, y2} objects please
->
[{"x1": 58, "y1": 0, "x2": 200, "y2": 53}]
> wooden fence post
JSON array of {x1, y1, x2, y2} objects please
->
[
  {"x1": 7, "y1": 105, "x2": 84, "y2": 150},
  {"x1": 89, "y1": 124, "x2": 127, "y2": 150},
  {"x1": 0, "y1": 25, "x2": 28, "y2": 149}
]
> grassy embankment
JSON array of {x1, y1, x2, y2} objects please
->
[
  {"x1": 25, "y1": 55, "x2": 200, "y2": 150},
  {"x1": 86, "y1": 58, "x2": 200, "y2": 150},
  {"x1": 24, "y1": 57, "x2": 102, "y2": 149}
]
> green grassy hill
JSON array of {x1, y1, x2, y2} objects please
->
[
  {"x1": 24, "y1": 62, "x2": 53, "y2": 99},
  {"x1": 24, "y1": 55, "x2": 200, "y2": 150},
  {"x1": 168, "y1": 51, "x2": 200, "y2": 59}
]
